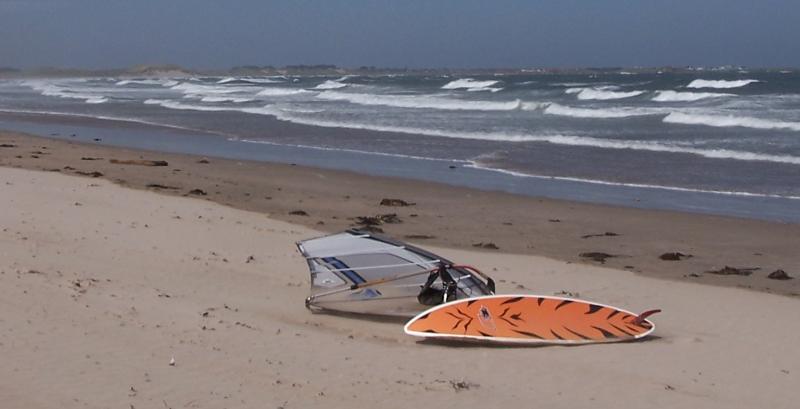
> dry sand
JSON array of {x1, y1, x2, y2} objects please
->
[
  {"x1": 1, "y1": 166, "x2": 798, "y2": 409},
  {"x1": 2, "y1": 130, "x2": 799, "y2": 297}
]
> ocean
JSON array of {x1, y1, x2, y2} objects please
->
[{"x1": 1, "y1": 71, "x2": 799, "y2": 221}]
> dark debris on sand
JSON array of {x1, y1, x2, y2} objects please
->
[
  {"x1": 289, "y1": 210, "x2": 309, "y2": 216},
  {"x1": 449, "y1": 379, "x2": 478, "y2": 392},
  {"x1": 472, "y1": 242, "x2": 499, "y2": 250},
  {"x1": 109, "y1": 159, "x2": 169, "y2": 166},
  {"x1": 358, "y1": 225, "x2": 384, "y2": 233},
  {"x1": 187, "y1": 188, "x2": 208, "y2": 196},
  {"x1": 75, "y1": 171, "x2": 104, "y2": 178},
  {"x1": 659, "y1": 252, "x2": 693, "y2": 261},
  {"x1": 379, "y1": 198, "x2": 415, "y2": 207},
  {"x1": 767, "y1": 269, "x2": 794, "y2": 280},
  {"x1": 354, "y1": 213, "x2": 402, "y2": 227},
  {"x1": 146, "y1": 184, "x2": 180, "y2": 190},
  {"x1": 705, "y1": 266, "x2": 759, "y2": 276},
  {"x1": 579, "y1": 252, "x2": 616, "y2": 263},
  {"x1": 405, "y1": 234, "x2": 436, "y2": 240},
  {"x1": 580, "y1": 232, "x2": 619, "y2": 239}
]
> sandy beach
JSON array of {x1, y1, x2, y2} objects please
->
[
  {"x1": 2, "y1": 130, "x2": 799, "y2": 297},
  {"x1": 2, "y1": 163, "x2": 799, "y2": 409},
  {"x1": 3, "y1": 0, "x2": 800, "y2": 407},
  {"x1": 1, "y1": 129, "x2": 799, "y2": 408}
]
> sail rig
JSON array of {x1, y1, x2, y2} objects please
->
[{"x1": 296, "y1": 229, "x2": 495, "y2": 317}]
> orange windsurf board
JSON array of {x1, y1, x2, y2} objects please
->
[{"x1": 404, "y1": 294, "x2": 659, "y2": 345}]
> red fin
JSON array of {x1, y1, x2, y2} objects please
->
[{"x1": 632, "y1": 309, "x2": 661, "y2": 325}]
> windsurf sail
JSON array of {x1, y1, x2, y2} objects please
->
[{"x1": 296, "y1": 229, "x2": 495, "y2": 317}]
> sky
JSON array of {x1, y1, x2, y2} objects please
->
[{"x1": 1, "y1": 0, "x2": 799, "y2": 69}]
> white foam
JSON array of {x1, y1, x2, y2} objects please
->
[
  {"x1": 542, "y1": 103, "x2": 661, "y2": 118},
  {"x1": 25, "y1": 80, "x2": 109, "y2": 104},
  {"x1": 262, "y1": 112, "x2": 800, "y2": 165},
  {"x1": 116, "y1": 79, "x2": 164, "y2": 86},
  {"x1": 276, "y1": 105, "x2": 326, "y2": 114},
  {"x1": 519, "y1": 102, "x2": 548, "y2": 111},
  {"x1": 441, "y1": 78, "x2": 500, "y2": 91},
  {"x1": 652, "y1": 90, "x2": 735, "y2": 102},
  {"x1": 140, "y1": 98, "x2": 800, "y2": 166},
  {"x1": 316, "y1": 91, "x2": 520, "y2": 111},
  {"x1": 555, "y1": 82, "x2": 597, "y2": 87},
  {"x1": 467, "y1": 87, "x2": 503, "y2": 92},
  {"x1": 574, "y1": 88, "x2": 645, "y2": 100},
  {"x1": 313, "y1": 80, "x2": 348, "y2": 90},
  {"x1": 256, "y1": 87, "x2": 313, "y2": 96},
  {"x1": 199, "y1": 96, "x2": 254, "y2": 103},
  {"x1": 663, "y1": 112, "x2": 800, "y2": 132},
  {"x1": 115, "y1": 79, "x2": 179, "y2": 87},
  {"x1": 170, "y1": 82, "x2": 248, "y2": 95},
  {"x1": 143, "y1": 99, "x2": 281, "y2": 116},
  {"x1": 144, "y1": 99, "x2": 234, "y2": 112},
  {"x1": 217, "y1": 77, "x2": 282, "y2": 84},
  {"x1": 686, "y1": 79, "x2": 760, "y2": 89}
]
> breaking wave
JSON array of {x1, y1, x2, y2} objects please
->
[
  {"x1": 217, "y1": 77, "x2": 282, "y2": 85},
  {"x1": 467, "y1": 86, "x2": 503, "y2": 92},
  {"x1": 26, "y1": 81, "x2": 109, "y2": 104},
  {"x1": 143, "y1": 99, "x2": 238, "y2": 112},
  {"x1": 144, "y1": 99, "x2": 280, "y2": 116},
  {"x1": 139, "y1": 98, "x2": 800, "y2": 165},
  {"x1": 313, "y1": 80, "x2": 348, "y2": 90},
  {"x1": 115, "y1": 79, "x2": 179, "y2": 87},
  {"x1": 243, "y1": 111, "x2": 800, "y2": 166},
  {"x1": 572, "y1": 88, "x2": 645, "y2": 100},
  {"x1": 686, "y1": 79, "x2": 760, "y2": 89},
  {"x1": 652, "y1": 90, "x2": 734, "y2": 102},
  {"x1": 170, "y1": 82, "x2": 249, "y2": 95},
  {"x1": 316, "y1": 91, "x2": 520, "y2": 111},
  {"x1": 199, "y1": 96, "x2": 255, "y2": 103},
  {"x1": 256, "y1": 88, "x2": 313, "y2": 96},
  {"x1": 555, "y1": 82, "x2": 598, "y2": 87},
  {"x1": 542, "y1": 103, "x2": 661, "y2": 118},
  {"x1": 663, "y1": 112, "x2": 800, "y2": 132},
  {"x1": 441, "y1": 78, "x2": 500, "y2": 92}
]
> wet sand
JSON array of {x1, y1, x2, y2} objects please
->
[
  {"x1": 2, "y1": 130, "x2": 798, "y2": 297},
  {"x1": 1, "y1": 165, "x2": 798, "y2": 409}
]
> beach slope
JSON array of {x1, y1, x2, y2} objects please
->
[{"x1": 1, "y1": 167, "x2": 798, "y2": 408}]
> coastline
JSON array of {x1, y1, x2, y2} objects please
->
[
  {"x1": 2, "y1": 110, "x2": 799, "y2": 223},
  {"x1": 2, "y1": 129, "x2": 798, "y2": 297},
  {"x1": 1, "y1": 164, "x2": 798, "y2": 408}
]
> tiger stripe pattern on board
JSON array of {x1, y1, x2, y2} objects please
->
[{"x1": 405, "y1": 295, "x2": 656, "y2": 344}]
